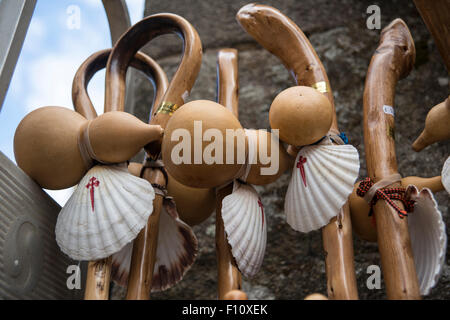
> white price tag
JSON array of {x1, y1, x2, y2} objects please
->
[{"x1": 383, "y1": 105, "x2": 395, "y2": 116}]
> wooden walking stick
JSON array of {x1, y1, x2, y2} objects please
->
[
  {"x1": 305, "y1": 293, "x2": 328, "y2": 300},
  {"x1": 224, "y1": 290, "x2": 248, "y2": 300},
  {"x1": 72, "y1": 48, "x2": 169, "y2": 299},
  {"x1": 83, "y1": 258, "x2": 112, "y2": 300},
  {"x1": 237, "y1": 4, "x2": 358, "y2": 300},
  {"x1": 215, "y1": 48, "x2": 244, "y2": 299},
  {"x1": 105, "y1": 13, "x2": 202, "y2": 299},
  {"x1": 73, "y1": 49, "x2": 168, "y2": 121},
  {"x1": 363, "y1": 18, "x2": 420, "y2": 299},
  {"x1": 413, "y1": 0, "x2": 450, "y2": 72},
  {"x1": 412, "y1": 1, "x2": 450, "y2": 151}
]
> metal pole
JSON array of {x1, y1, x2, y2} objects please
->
[
  {"x1": 0, "y1": 0, "x2": 37, "y2": 111},
  {"x1": 102, "y1": 0, "x2": 131, "y2": 44}
]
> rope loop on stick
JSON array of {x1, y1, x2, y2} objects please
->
[{"x1": 356, "y1": 175, "x2": 415, "y2": 219}]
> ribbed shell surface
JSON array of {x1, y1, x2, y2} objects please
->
[
  {"x1": 407, "y1": 185, "x2": 447, "y2": 296},
  {"x1": 55, "y1": 164, "x2": 155, "y2": 261},
  {"x1": 111, "y1": 205, "x2": 198, "y2": 292},
  {"x1": 285, "y1": 144, "x2": 359, "y2": 232},
  {"x1": 442, "y1": 156, "x2": 450, "y2": 194},
  {"x1": 221, "y1": 181, "x2": 266, "y2": 278}
]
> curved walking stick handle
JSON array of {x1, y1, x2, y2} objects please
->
[
  {"x1": 105, "y1": 13, "x2": 202, "y2": 121},
  {"x1": 236, "y1": 3, "x2": 337, "y2": 130},
  {"x1": 238, "y1": 4, "x2": 359, "y2": 299},
  {"x1": 105, "y1": 13, "x2": 201, "y2": 300},
  {"x1": 217, "y1": 49, "x2": 239, "y2": 116},
  {"x1": 363, "y1": 19, "x2": 420, "y2": 300},
  {"x1": 73, "y1": 49, "x2": 169, "y2": 121},
  {"x1": 364, "y1": 19, "x2": 415, "y2": 179}
]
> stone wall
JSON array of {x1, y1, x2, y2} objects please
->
[{"x1": 112, "y1": 0, "x2": 449, "y2": 299}]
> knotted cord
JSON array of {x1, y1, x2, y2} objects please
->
[{"x1": 356, "y1": 177, "x2": 415, "y2": 219}]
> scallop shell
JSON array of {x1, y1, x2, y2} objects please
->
[
  {"x1": 406, "y1": 185, "x2": 447, "y2": 296},
  {"x1": 285, "y1": 141, "x2": 359, "y2": 232},
  {"x1": 111, "y1": 202, "x2": 198, "y2": 292},
  {"x1": 221, "y1": 180, "x2": 266, "y2": 277},
  {"x1": 55, "y1": 163, "x2": 155, "y2": 261},
  {"x1": 442, "y1": 156, "x2": 450, "y2": 194}
]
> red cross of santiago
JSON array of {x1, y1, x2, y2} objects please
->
[
  {"x1": 258, "y1": 199, "x2": 264, "y2": 228},
  {"x1": 86, "y1": 177, "x2": 100, "y2": 212},
  {"x1": 297, "y1": 156, "x2": 307, "y2": 187}
]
